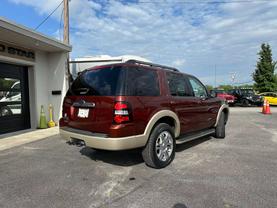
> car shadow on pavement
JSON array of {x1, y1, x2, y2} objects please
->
[
  {"x1": 172, "y1": 203, "x2": 188, "y2": 208},
  {"x1": 79, "y1": 136, "x2": 213, "y2": 166},
  {"x1": 175, "y1": 136, "x2": 213, "y2": 152},
  {"x1": 79, "y1": 147, "x2": 144, "y2": 166}
]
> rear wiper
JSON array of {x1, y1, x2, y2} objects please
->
[{"x1": 76, "y1": 88, "x2": 89, "y2": 95}]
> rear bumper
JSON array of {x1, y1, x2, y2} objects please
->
[{"x1": 59, "y1": 127, "x2": 147, "y2": 150}]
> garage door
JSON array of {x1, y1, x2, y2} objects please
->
[{"x1": 0, "y1": 62, "x2": 30, "y2": 134}]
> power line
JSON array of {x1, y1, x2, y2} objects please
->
[{"x1": 35, "y1": 0, "x2": 63, "y2": 30}]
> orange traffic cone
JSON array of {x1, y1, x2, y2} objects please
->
[
  {"x1": 262, "y1": 99, "x2": 267, "y2": 113},
  {"x1": 264, "y1": 100, "x2": 271, "y2": 115}
]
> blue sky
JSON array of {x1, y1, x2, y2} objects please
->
[{"x1": 1, "y1": 0, "x2": 277, "y2": 86}]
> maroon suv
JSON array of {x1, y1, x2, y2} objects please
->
[{"x1": 60, "y1": 60, "x2": 229, "y2": 168}]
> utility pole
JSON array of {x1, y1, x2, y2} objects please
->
[
  {"x1": 63, "y1": 0, "x2": 69, "y2": 44},
  {"x1": 63, "y1": 0, "x2": 72, "y2": 86}
]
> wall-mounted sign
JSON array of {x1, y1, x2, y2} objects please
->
[{"x1": 0, "y1": 41, "x2": 35, "y2": 62}]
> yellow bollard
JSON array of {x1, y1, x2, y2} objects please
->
[{"x1": 48, "y1": 104, "x2": 56, "y2": 128}]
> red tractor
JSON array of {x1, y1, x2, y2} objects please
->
[{"x1": 210, "y1": 89, "x2": 235, "y2": 106}]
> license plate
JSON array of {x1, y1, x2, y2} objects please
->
[{"x1": 78, "y1": 108, "x2": 89, "y2": 118}]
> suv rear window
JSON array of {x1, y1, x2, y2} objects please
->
[
  {"x1": 67, "y1": 66, "x2": 124, "y2": 96},
  {"x1": 67, "y1": 65, "x2": 160, "y2": 97}
]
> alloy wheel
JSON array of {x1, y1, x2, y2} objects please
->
[{"x1": 155, "y1": 131, "x2": 173, "y2": 162}]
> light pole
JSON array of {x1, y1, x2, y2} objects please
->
[
  {"x1": 214, "y1": 64, "x2": 217, "y2": 88},
  {"x1": 230, "y1": 72, "x2": 236, "y2": 87}
]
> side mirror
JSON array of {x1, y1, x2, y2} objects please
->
[
  {"x1": 210, "y1": 91, "x2": 216, "y2": 98},
  {"x1": 200, "y1": 94, "x2": 209, "y2": 100}
]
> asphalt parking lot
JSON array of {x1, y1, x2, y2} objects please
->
[{"x1": 0, "y1": 107, "x2": 277, "y2": 208}]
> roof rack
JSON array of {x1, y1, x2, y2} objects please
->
[{"x1": 126, "y1": 59, "x2": 179, "y2": 72}]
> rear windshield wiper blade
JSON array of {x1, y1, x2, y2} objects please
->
[{"x1": 75, "y1": 88, "x2": 89, "y2": 95}]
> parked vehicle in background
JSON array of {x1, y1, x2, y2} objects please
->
[
  {"x1": 210, "y1": 89, "x2": 235, "y2": 105},
  {"x1": 228, "y1": 88, "x2": 263, "y2": 107},
  {"x1": 59, "y1": 60, "x2": 229, "y2": 168},
  {"x1": 258, "y1": 92, "x2": 277, "y2": 105},
  {"x1": 0, "y1": 81, "x2": 21, "y2": 116}
]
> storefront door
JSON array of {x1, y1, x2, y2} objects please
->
[{"x1": 0, "y1": 62, "x2": 30, "y2": 134}]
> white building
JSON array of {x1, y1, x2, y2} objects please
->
[
  {"x1": 70, "y1": 55, "x2": 150, "y2": 78},
  {"x1": 0, "y1": 17, "x2": 71, "y2": 134}
]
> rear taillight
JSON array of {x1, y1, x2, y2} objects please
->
[
  {"x1": 113, "y1": 102, "x2": 131, "y2": 124},
  {"x1": 62, "y1": 97, "x2": 73, "y2": 120},
  {"x1": 64, "y1": 98, "x2": 73, "y2": 105}
]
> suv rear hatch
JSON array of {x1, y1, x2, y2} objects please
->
[{"x1": 63, "y1": 65, "x2": 125, "y2": 133}]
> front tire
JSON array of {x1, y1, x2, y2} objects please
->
[
  {"x1": 242, "y1": 99, "x2": 250, "y2": 107},
  {"x1": 142, "y1": 123, "x2": 176, "y2": 169},
  {"x1": 214, "y1": 113, "x2": 225, "y2": 139}
]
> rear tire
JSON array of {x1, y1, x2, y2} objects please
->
[
  {"x1": 214, "y1": 113, "x2": 225, "y2": 139},
  {"x1": 142, "y1": 123, "x2": 175, "y2": 169},
  {"x1": 242, "y1": 99, "x2": 250, "y2": 107}
]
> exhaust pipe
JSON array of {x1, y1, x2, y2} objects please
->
[{"x1": 67, "y1": 138, "x2": 86, "y2": 147}]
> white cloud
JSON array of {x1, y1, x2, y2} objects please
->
[
  {"x1": 172, "y1": 59, "x2": 186, "y2": 68},
  {"x1": 10, "y1": 0, "x2": 63, "y2": 16},
  {"x1": 8, "y1": 0, "x2": 277, "y2": 86}
]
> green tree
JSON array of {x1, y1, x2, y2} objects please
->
[
  {"x1": 253, "y1": 43, "x2": 277, "y2": 93},
  {"x1": 205, "y1": 85, "x2": 213, "y2": 92},
  {"x1": 237, "y1": 84, "x2": 253, "y2": 89},
  {"x1": 217, "y1": 85, "x2": 233, "y2": 91}
]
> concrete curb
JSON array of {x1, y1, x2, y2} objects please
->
[{"x1": 0, "y1": 127, "x2": 59, "y2": 151}]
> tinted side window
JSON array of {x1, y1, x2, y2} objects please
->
[
  {"x1": 188, "y1": 77, "x2": 207, "y2": 98},
  {"x1": 167, "y1": 72, "x2": 190, "y2": 96},
  {"x1": 126, "y1": 67, "x2": 160, "y2": 96}
]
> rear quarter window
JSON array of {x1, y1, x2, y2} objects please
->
[
  {"x1": 125, "y1": 66, "x2": 160, "y2": 96},
  {"x1": 166, "y1": 72, "x2": 191, "y2": 96}
]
